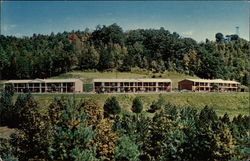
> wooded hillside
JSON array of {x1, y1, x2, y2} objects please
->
[{"x1": 0, "y1": 23, "x2": 249, "y2": 85}]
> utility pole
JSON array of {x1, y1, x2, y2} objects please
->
[{"x1": 236, "y1": 26, "x2": 240, "y2": 37}]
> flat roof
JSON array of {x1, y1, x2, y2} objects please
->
[
  {"x1": 5, "y1": 78, "x2": 82, "y2": 84},
  {"x1": 93, "y1": 78, "x2": 172, "y2": 82},
  {"x1": 182, "y1": 79, "x2": 240, "y2": 84}
]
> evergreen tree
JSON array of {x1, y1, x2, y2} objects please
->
[
  {"x1": 131, "y1": 97, "x2": 143, "y2": 114},
  {"x1": 103, "y1": 97, "x2": 121, "y2": 118}
]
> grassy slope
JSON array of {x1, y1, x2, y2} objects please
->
[
  {"x1": 2, "y1": 70, "x2": 248, "y2": 118},
  {"x1": 31, "y1": 92, "x2": 249, "y2": 118},
  {"x1": 47, "y1": 69, "x2": 248, "y2": 117},
  {"x1": 2, "y1": 92, "x2": 248, "y2": 139},
  {"x1": 51, "y1": 69, "x2": 199, "y2": 89}
]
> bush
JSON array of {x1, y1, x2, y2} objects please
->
[
  {"x1": 195, "y1": 122, "x2": 235, "y2": 161},
  {"x1": 147, "y1": 94, "x2": 165, "y2": 113},
  {"x1": 81, "y1": 99, "x2": 103, "y2": 127},
  {"x1": 48, "y1": 98, "x2": 97, "y2": 161},
  {"x1": 0, "y1": 138, "x2": 17, "y2": 161},
  {"x1": 10, "y1": 94, "x2": 50, "y2": 161},
  {"x1": 164, "y1": 103, "x2": 178, "y2": 120},
  {"x1": 103, "y1": 97, "x2": 121, "y2": 118},
  {"x1": 0, "y1": 89, "x2": 15, "y2": 127},
  {"x1": 199, "y1": 106, "x2": 218, "y2": 124},
  {"x1": 115, "y1": 135, "x2": 140, "y2": 161},
  {"x1": 131, "y1": 97, "x2": 143, "y2": 114},
  {"x1": 91, "y1": 119, "x2": 117, "y2": 161}
]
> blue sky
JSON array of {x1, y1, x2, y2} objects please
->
[{"x1": 1, "y1": 1, "x2": 249, "y2": 42}]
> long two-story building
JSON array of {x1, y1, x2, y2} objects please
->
[
  {"x1": 93, "y1": 78, "x2": 172, "y2": 93},
  {"x1": 4, "y1": 79, "x2": 83, "y2": 93},
  {"x1": 178, "y1": 79, "x2": 240, "y2": 92}
]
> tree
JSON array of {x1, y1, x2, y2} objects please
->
[
  {"x1": 131, "y1": 97, "x2": 143, "y2": 114},
  {"x1": 78, "y1": 45, "x2": 100, "y2": 69},
  {"x1": 0, "y1": 47, "x2": 10, "y2": 80},
  {"x1": 147, "y1": 94, "x2": 165, "y2": 113},
  {"x1": 115, "y1": 135, "x2": 140, "y2": 161},
  {"x1": 0, "y1": 89, "x2": 15, "y2": 127},
  {"x1": 11, "y1": 94, "x2": 51, "y2": 161},
  {"x1": 215, "y1": 33, "x2": 224, "y2": 42},
  {"x1": 47, "y1": 98, "x2": 97, "y2": 161},
  {"x1": 103, "y1": 97, "x2": 121, "y2": 118}
]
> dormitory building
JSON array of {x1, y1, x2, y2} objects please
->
[{"x1": 4, "y1": 78, "x2": 241, "y2": 93}]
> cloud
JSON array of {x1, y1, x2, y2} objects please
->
[
  {"x1": 2, "y1": 24, "x2": 17, "y2": 32},
  {"x1": 182, "y1": 30, "x2": 193, "y2": 36},
  {"x1": 13, "y1": 33, "x2": 23, "y2": 37}
]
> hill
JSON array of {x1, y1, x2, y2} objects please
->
[
  {"x1": 30, "y1": 92, "x2": 248, "y2": 118},
  {"x1": 0, "y1": 24, "x2": 249, "y2": 86},
  {"x1": 51, "y1": 68, "x2": 198, "y2": 89}
]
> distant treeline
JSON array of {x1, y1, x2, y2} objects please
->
[{"x1": 0, "y1": 23, "x2": 249, "y2": 85}]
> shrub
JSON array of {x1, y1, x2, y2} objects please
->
[
  {"x1": 10, "y1": 94, "x2": 50, "y2": 161},
  {"x1": 103, "y1": 97, "x2": 121, "y2": 118},
  {"x1": 195, "y1": 122, "x2": 235, "y2": 161},
  {"x1": 164, "y1": 103, "x2": 178, "y2": 120},
  {"x1": 219, "y1": 113, "x2": 230, "y2": 124},
  {"x1": 131, "y1": 97, "x2": 143, "y2": 114},
  {"x1": 115, "y1": 135, "x2": 140, "y2": 161},
  {"x1": 0, "y1": 89, "x2": 15, "y2": 127},
  {"x1": 90, "y1": 119, "x2": 118, "y2": 161},
  {"x1": 0, "y1": 138, "x2": 17, "y2": 161},
  {"x1": 199, "y1": 106, "x2": 218, "y2": 124},
  {"x1": 48, "y1": 98, "x2": 97, "y2": 161},
  {"x1": 147, "y1": 94, "x2": 165, "y2": 113},
  {"x1": 81, "y1": 99, "x2": 103, "y2": 127},
  {"x1": 147, "y1": 100, "x2": 161, "y2": 113}
]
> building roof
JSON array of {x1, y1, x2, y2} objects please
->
[
  {"x1": 93, "y1": 78, "x2": 172, "y2": 82},
  {"x1": 5, "y1": 78, "x2": 83, "y2": 84},
  {"x1": 181, "y1": 79, "x2": 240, "y2": 84}
]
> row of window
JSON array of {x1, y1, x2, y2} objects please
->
[
  {"x1": 9, "y1": 82, "x2": 75, "y2": 88},
  {"x1": 196, "y1": 87, "x2": 238, "y2": 91},
  {"x1": 193, "y1": 82, "x2": 238, "y2": 87},
  {"x1": 13, "y1": 87, "x2": 75, "y2": 93},
  {"x1": 96, "y1": 82, "x2": 170, "y2": 87},
  {"x1": 96, "y1": 87, "x2": 169, "y2": 93}
]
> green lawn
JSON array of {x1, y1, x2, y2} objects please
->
[
  {"x1": 37, "y1": 70, "x2": 249, "y2": 118},
  {"x1": 30, "y1": 92, "x2": 249, "y2": 118}
]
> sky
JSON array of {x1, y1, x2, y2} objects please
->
[{"x1": 1, "y1": 1, "x2": 249, "y2": 42}]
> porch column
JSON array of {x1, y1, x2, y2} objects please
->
[
  {"x1": 117, "y1": 82, "x2": 120, "y2": 93},
  {"x1": 61, "y1": 83, "x2": 63, "y2": 93},
  {"x1": 45, "y1": 83, "x2": 47, "y2": 93}
]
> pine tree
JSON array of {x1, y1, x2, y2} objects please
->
[
  {"x1": 103, "y1": 97, "x2": 121, "y2": 118},
  {"x1": 131, "y1": 97, "x2": 143, "y2": 114}
]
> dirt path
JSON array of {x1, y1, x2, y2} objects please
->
[{"x1": 0, "y1": 126, "x2": 16, "y2": 139}]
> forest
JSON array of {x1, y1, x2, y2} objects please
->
[
  {"x1": 0, "y1": 90, "x2": 249, "y2": 161},
  {"x1": 0, "y1": 23, "x2": 249, "y2": 85}
]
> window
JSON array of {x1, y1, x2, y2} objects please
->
[{"x1": 94, "y1": 82, "x2": 102, "y2": 86}]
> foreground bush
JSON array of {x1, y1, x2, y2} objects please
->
[
  {"x1": 48, "y1": 98, "x2": 97, "y2": 161},
  {"x1": 103, "y1": 96, "x2": 121, "y2": 118}
]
